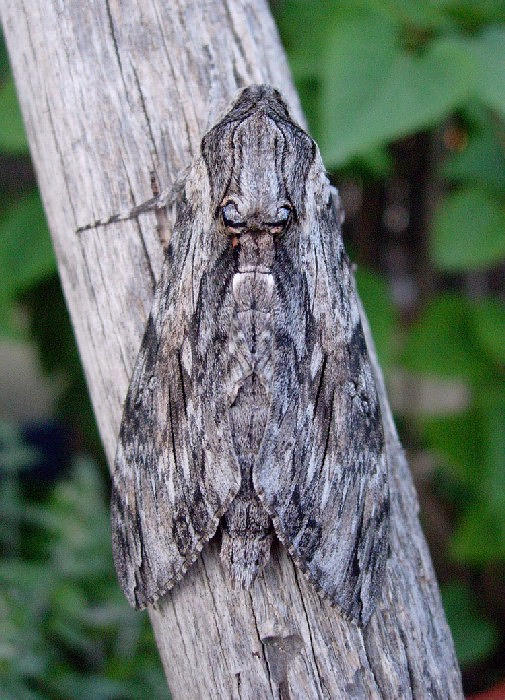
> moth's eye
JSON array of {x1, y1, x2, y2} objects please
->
[
  {"x1": 266, "y1": 205, "x2": 292, "y2": 234},
  {"x1": 221, "y1": 202, "x2": 246, "y2": 230}
]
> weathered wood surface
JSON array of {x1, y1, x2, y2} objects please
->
[{"x1": 1, "y1": 1, "x2": 463, "y2": 697}]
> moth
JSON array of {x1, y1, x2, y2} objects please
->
[{"x1": 111, "y1": 85, "x2": 389, "y2": 626}]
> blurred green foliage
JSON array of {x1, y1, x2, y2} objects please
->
[
  {"x1": 0, "y1": 423, "x2": 167, "y2": 699},
  {"x1": 401, "y1": 294, "x2": 505, "y2": 566},
  {"x1": 443, "y1": 581, "x2": 499, "y2": 666},
  {"x1": 0, "y1": 0, "x2": 504, "y2": 693},
  {"x1": 0, "y1": 78, "x2": 28, "y2": 154},
  {"x1": 0, "y1": 192, "x2": 56, "y2": 337}
]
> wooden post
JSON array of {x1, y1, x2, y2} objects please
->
[{"x1": 1, "y1": 1, "x2": 463, "y2": 696}]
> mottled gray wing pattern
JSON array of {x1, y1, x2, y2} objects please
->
[
  {"x1": 111, "y1": 168, "x2": 240, "y2": 609},
  {"x1": 254, "y1": 169, "x2": 390, "y2": 626}
]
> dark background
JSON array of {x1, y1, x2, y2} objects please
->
[{"x1": 1, "y1": 1, "x2": 504, "y2": 697}]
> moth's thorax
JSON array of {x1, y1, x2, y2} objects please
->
[{"x1": 234, "y1": 230, "x2": 275, "y2": 272}]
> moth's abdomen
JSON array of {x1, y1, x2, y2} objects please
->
[
  {"x1": 221, "y1": 270, "x2": 275, "y2": 587},
  {"x1": 221, "y1": 492, "x2": 273, "y2": 589},
  {"x1": 228, "y1": 271, "x2": 275, "y2": 398}
]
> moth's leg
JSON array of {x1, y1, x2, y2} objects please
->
[
  {"x1": 76, "y1": 193, "x2": 164, "y2": 233},
  {"x1": 76, "y1": 168, "x2": 189, "y2": 250}
]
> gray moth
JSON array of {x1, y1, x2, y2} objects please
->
[{"x1": 111, "y1": 85, "x2": 389, "y2": 626}]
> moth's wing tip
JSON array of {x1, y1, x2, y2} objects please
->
[
  {"x1": 261, "y1": 496, "x2": 388, "y2": 627},
  {"x1": 116, "y1": 495, "x2": 241, "y2": 611},
  {"x1": 311, "y1": 575, "x2": 378, "y2": 628},
  {"x1": 320, "y1": 578, "x2": 385, "y2": 628}
]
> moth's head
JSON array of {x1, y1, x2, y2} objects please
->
[
  {"x1": 217, "y1": 109, "x2": 293, "y2": 247},
  {"x1": 202, "y1": 85, "x2": 316, "y2": 241}
]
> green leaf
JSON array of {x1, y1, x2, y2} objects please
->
[
  {"x1": 0, "y1": 78, "x2": 28, "y2": 154},
  {"x1": 422, "y1": 409, "x2": 482, "y2": 489},
  {"x1": 476, "y1": 385, "x2": 505, "y2": 515},
  {"x1": 355, "y1": 267, "x2": 395, "y2": 371},
  {"x1": 0, "y1": 191, "x2": 56, "y2": 339},
  {"x1": 0, "y1": 191, "x2": 55, "y2": 299},
  {"x1": 440, "y1": 0, "x2": 505, "y2": 31},
  {"x1": 450, "y1": 500, "x2": 505, "y2": 563},
  {"x1": 441, "y1": 581, "x2": 499, "y2": 666},
  {"x1": 425, "y1": 380, "x2": 505, "y2": 561},
  {"x1": 441, "y1": 115, "x2": 505, "y2": 193},
  {"x1": 401, "y1": 293, "x2": 488, "y2": 382},
  {"x1": 292, "y1": 76, "x2": 321, "y2": 139},
  {"x1": 471, "y1": 298, "x2": 505, "y2": 365},
  {"x1": 273, "y1": 1, "x2": 360, "y2": 80},
  {"x1": 431, "y1": 187, "x2": 505, "y2": 271},
  {"x1": 349, "y1": 144, "x2": 394, "y2": 179},
  {"x1": 386, "y1": 0, "x2": 449, "y2": 31},
  {"x1": 317, "y1": 17, "x2": 395, "y2": 159},
  {"x1": 319, "y1": 22, "x2": 473, "y2": 167},
  {"x1": 471, "y1": 26, "x2": 505, "y2": 118}
]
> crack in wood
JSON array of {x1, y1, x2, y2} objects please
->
[
  {"x1": 131, "y1": 63, "x2": 159, "y2": 161},
  {"x1": 105, "y1": 0, "x2": 128, "y2": 94},
  {"x1": 292, "y1": 565, "x2": 327, "y2": 699}
]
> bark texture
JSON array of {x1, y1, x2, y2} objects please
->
[{"x1": 1, "y1": 1, "x2": 463, "y2": 697}]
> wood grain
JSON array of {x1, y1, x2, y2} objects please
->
[{"x1": 1, "y1": 0, "x2": 463, "y2": 696}]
